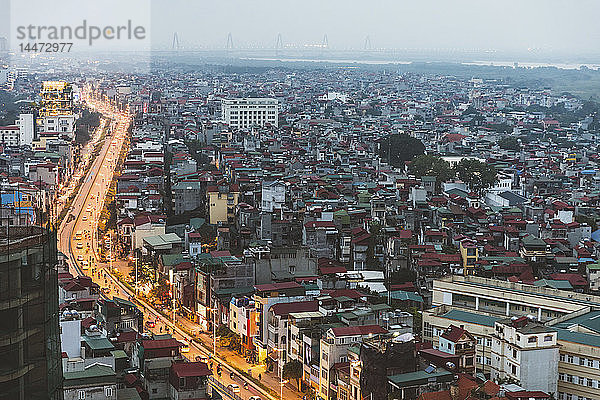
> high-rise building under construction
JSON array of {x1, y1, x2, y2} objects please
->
[{"x1": 0, "y1": 225, "x2": 63, "y2": 400}]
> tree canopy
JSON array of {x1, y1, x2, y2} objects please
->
[
  {"x1": 498, "y1": 137, "x2": 520, "y2": 151},
  {"x1": 379, "y1": 134, "x2": 425, "y2": 168},
  {"x1": 282, "y1": 360, "x2": 303, "y2": 388},
  {"x1": 409, "y1": 155, "x2": 455, "y2": 189},
  {"x1": 454, "y1": 158, "x2": 498, "y2": 194}
]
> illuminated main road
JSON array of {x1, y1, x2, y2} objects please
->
[
  {"x1": 58, "y1": 90, "x2": 129, "y2": 284},
  {"x1": 57, "y1": 92, "x2": 299, "y2": 400}
]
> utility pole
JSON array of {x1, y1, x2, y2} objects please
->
[
  {"x1": 213, "y1": 303, "x2": 217, "y2": 358},
  {"x1": 135, "y1": 251, "x2": 138, "y2": 296},
  {"x1": 109, "y1": 231, "x2": 113, "y2": 272},
  {"x1": 170, "y1": 269, "x2": 176, "y2": 329}
]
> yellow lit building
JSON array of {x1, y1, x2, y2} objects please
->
[
  {"x1": 459, "y1": 239, "x2": 478, "y2": 276},
  {"x1": 39, "y1": 81, "x2": 73, "y2": 117},
  {"x1": 206, "y1": 184, "x2": 239, "y2": 225}
]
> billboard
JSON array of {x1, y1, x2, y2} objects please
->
[{"x1": 1, "y1": 191, "x2": 36, "y2": 224}]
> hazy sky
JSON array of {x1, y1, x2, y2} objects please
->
[
  {"x1": 150, "y1": 0, "x2": 600, "y2": 54},
  {"x1": 1, "y1": 0, "x2": 599, "y2": 57}
]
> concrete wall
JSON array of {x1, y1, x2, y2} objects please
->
[{"x1": 521, "y1": 347, "x2": 558, "y2": 394}]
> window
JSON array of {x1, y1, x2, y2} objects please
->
[
  {"x1": 528, "y1": 336, "x2": 537, "y2": 343},
  {"x1": 560, "y1": 354, "x2": 566, "y2": 362},
  {"x1": 104, "y1": 387, "x2": 113, "y2": 397},
  {"x1": 339, "y1": 389, "x2": 348, "y2": 400},
  {"x1": 544, "y1": 335, "x2": 553, "y2": 342},
  {"x1": 568, "y1": 355, "x2": 574, "y2": 364},
  {"x1": 511, "y1": 364, "x2": 517, "y2": 375},
  {"x1": 322, "y1": 369, "x2": 327, "y2": 379},
  {"x1": 77, "y1": 391, "x2": 86, "y2": 400},
  {"x1": 580, "y1": 357, "x2": 586, "y2": 366},
  {"x1": 559, "y1": 373, "x2": 565, "y2": 381}
]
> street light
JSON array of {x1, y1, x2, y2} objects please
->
[
  {"x1": 274, "y1": 347, "x2": 288, "y2": 400},
  {"x1": 205, "y1": 304, "x2": 218, "y2": 358}
]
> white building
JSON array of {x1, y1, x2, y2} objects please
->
[
  {"x1": 222, "y1": 98, "x2": 278, "y2": 129},
  {"x1": 261, "y1": 180, "x2": 286, "y2": 212},
  {"x1": 18, "y1": 113, "x2": 34, "y2": 146},
  {"x1": 490, "y1": 316, "x2": 559, "y2": 394},
  {"x1": 319, "y1": 92, "x2": 349, "y2": 103},
  {"x1": 37, "y1": 114, "x2": 76, "y2": 137},
  {"x1": 0, "y1": 125, "x2": 19, "y2": 146}
]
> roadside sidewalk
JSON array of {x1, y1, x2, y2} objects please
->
[{"x1": 174, "y1": 314, "x2": 303, "y2": 400}]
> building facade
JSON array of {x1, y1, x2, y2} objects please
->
[
  {"x1": 222, "y1": 98, "x2": 278, "y2": 129},
  {"x1": 0, "y1": 225, "x2": 63, "y2": 400}
]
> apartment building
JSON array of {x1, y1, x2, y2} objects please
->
[
  {"x1": 319, "y1": 325, "x2": 388, "y2": 400},
  {"x1": 253, "y1": 282, "x2": 310, "y2": 363},
  {"x1": 261, "y1": 180, "x2": 286, "y2": 212},
  {"x1": 206, "y1": 184, "x2": 240, "y2": 225},
  {"x1": 222, "y1": 98, "x2": 278, "y2": 129},
  {"x1": 229, "y1": 296, "x2": 258, "y2": 353},
  {"x1": 0, "y1": 125, "x2": 19, "y2": 146},
  {"x1": 423, "y1": 275, "x2": 600, "y2": 400},
  {"x1": 490, "y1": 317, "x2": 559, "y2": 394}
]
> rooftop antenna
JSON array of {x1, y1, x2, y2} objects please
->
[
  {"x1": 364, "y1": 35, "x2": 372, "y2": 51},
  {"x1": 172, "y1": 32, "x2": 180, "y2": 51},
  {"x1": 226, "y1": 32, "x2": 234, "y2": 50}
]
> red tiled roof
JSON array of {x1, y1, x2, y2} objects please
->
[
  {"x1": 171, "y1": 361, "x2": 212, "y2": 377},
  {"x1": 142, "y1": 338, "x2": 183, "y2": 349},
  {"x1": 330, "y1": 324, "x2": 387, "y2": 337},
  {"x1": 254, "y1": 281, "x2": 302, "y2": 291},
  {"x1": 417, "y1": 390, "x2": 452, "y2": 400},
  {"x1": 271, "y1": 300, "x2": 318, "y2": 317},
  {"x1": 320, "y1": 266, "x2": 347, "y2": 275},
  {"x1": 440, "y1": 325, "x2": 468, "y2": 343}
]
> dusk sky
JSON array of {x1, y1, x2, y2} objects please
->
[
  {"x1": 149, "y1": 0, "x2": 600, "y2": 55},
  {"x1": 2, "y1": 0, "x2": 599, "y2": 57}
]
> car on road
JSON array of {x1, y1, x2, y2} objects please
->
[
  {"x1": 180, "y1": 345, "x2": 190, "y2": 353},
  {"x1": 145, "y1": 320, "x2": 155, "y2": 328},
  {"x1": 82, "y1": 215, "x2": 88, "y2": 221},
  {"x1": 76, "y1": 242, "x2": 83, "y2": 249},
  {"x1": 227, "y1": 384, "x2": 240, "y2": 394},
  {"x1": 77, "y1": 255, "x2": 84, "y2": 261},
  {"x1": 101, "y1": 287, "x2": 110, "y2": 294}
]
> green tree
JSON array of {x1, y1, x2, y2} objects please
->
[
  {"x1": 282, "y1": 360, "x2": 303, "y2": 389},
  {"x1": 379, "y1": 134, "x2": 425, "y2": 168},
  {"x1": 149, "y1": 277, "x2": 170, "y2": 302},
  {"x1": 409, "y1": 155, "x2": 455, "y2": 190},
  {"x1": 498, "y1": 137, "x2": 520, "y2": 151},
  {"x1": 454, "y1": 158, "x2": 497, "y2": 194}
]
